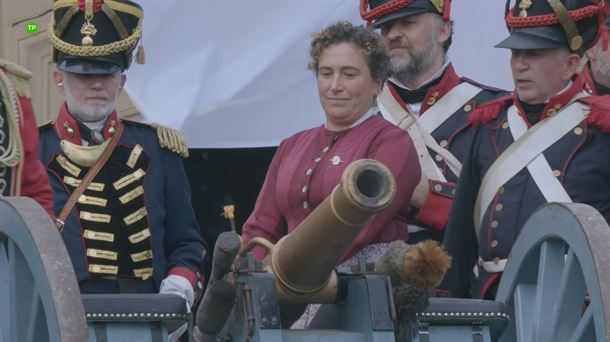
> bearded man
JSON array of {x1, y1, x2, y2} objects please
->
[{"x1": 360, "y1": 0, "x2": 507, "y2": 247}]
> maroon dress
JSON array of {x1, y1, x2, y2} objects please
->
[{"x1": 242, "y1": 114, "x2": 421, "y2": 262}]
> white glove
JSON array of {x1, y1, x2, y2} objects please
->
[
  {"x1": 159, "y1": 274, "x2": 195, "y2": 308},
  {"x1": 160, "y1": 275, "x2": 194, "y2": 342}
]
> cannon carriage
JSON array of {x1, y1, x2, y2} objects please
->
[{"x1": 1, "y1": 160, "x2": 609, "y2": 342}]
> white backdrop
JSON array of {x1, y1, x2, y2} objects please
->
[{"x1": 124, "y1": 0, "x2": 512, "y2": 148}]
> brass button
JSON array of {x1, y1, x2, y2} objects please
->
[
  {"x1": 574, "y1": 127, "x2": 583, "y2": 135},
  {"x1": 585, "y1": 83, "x2": 594, "y2": 94},
  {"x1": 502, "y1": 122, "x2": 509, "y2": 129},
  {"x1": 464, "y1": 104, "x2": 473, "y2": 112},
  {"x1": 493, "y1": 257, "x2": 500, "y2": 264},
  {"x1": 435, "y1": 154, "x2": 443, "y2": 162},
  {"x1": 302, "y1": 185, "x2": 308, "y2": 193},
  {"x1": 314, "y1": 157, "x2": 322, "y2": 163},
  {"x1": 553, "y1": 170, "x2": 561, "y2": 177},
  {"x1": 439, "y1": 139, "x2": 448, "y2": 148},
  {"x1": 434, "y1": 184, "x2": 443, "y2": 192},
  {"x1": 491, "y1": 220, "x2": 499, "y2": 228},
  {"x1": 491, "y1": 240, "x2": 498, "y2": 248},
  {"x1": 303, "y1": 201, "x2": 309, "y2": 209},
  {"x1": 546, "y1": 109, "x2": 557, "y2": 117},
  {"x1": 495, "y1": 203, "x2": 503, "y2": 211},
  {"x1": 427, "y1": 97, "x2": 437, "y2": 105},
  {"x1": 322, "y1": 146, "x2": 329, "y2": 152},
  {"x1": 306, "y1": 169, "x2": 313, "y2": 175},
  {"x1": 498, "y1": 186, "x2": 506, "y2": 194}
]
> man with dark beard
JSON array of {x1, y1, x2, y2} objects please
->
[{"x1": 360, "y1": 0, "x2": 507, "y2": 246}]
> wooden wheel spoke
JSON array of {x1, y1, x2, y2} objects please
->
[
  {"x1": 569, "y1": 304, "x2": 595, "y2": 342},
  {"x1": 549, "y1": 249, "x2": 586, "y2": 340},
  {"x1": 0, "y1": 198, "x2": 87, "y2": 342},
  {"x1": 533, "y1": 240, "x2": 566, "y2": 341},
  {"x1": 496, "y1": 203, "x2": 610, "y2": 342}
]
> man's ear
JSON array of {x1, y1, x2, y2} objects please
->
[
  {"x1": 562, "y1": 53, "x2": 582, "y2": 81},
  {"x1": 438, "y1": 20, "x2": 452, "y2": 46},
  {"x1": 53, "y1": 70, "x2": 65, "y2": 96},
  {"x1": 120, "y1": 74, "x2": 126, "y2": 89}
]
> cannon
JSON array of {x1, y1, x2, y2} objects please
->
[
  {"x1": 198, "y1": 158, "x2": 402, "y2": 341},
  {"x1": 2, "y1": 179, "x2": 610, "y2": 341}
]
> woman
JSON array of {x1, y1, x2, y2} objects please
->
[{"x1": 242, "y1": 21, "x2": 420, "y2": 266}]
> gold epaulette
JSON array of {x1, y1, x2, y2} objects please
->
[
  {"x1": 0, "y1": 58, "x2": 32, "y2": 99},
  {"x1": 122, "y1": 120, "x2": 189, "y2": 158},
  {"x1": 150, "y1": 123, "x2": 189, "y2": 158}
]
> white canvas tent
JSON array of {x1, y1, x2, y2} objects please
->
[{"x1": 124, "y1": 0, "x2": 512, "y2": 148}]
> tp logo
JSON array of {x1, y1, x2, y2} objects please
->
[{"x1": 25, "y1": 22, "x2": 39, "y2": 35}]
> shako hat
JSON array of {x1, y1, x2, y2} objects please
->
[
  {"x1": 48, "y1": 0, "x2": 144, "y2": 74},
  {"x1": 360, "y1": 0, "x2": 451, "y2": 28},
  {"x1": 496, "y1": 0, "x2": 609, "y2": 54}
]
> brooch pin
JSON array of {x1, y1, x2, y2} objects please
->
[{"x1": 330, "y1": 155, "x2": 342, "y2": 166}]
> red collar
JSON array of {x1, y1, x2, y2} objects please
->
[
  {"x1": 513, "y1": 72, "x2": 590, "y2": 126},
  {"x1": 53, "y1": 103, "x2": 122, "y2": 144},
  {"x1": 580, "y1": 64, "x2": 597, "y2": 95},
  {"x1": 420, "y1": 63, "x2": 461, "y2": 113},
  {"x1": 386, "y1": 62, "x2": 460, "y2": 114}
]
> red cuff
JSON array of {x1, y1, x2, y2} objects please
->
[
  {"x1": 168, "y1": 266, "x2": 198, "y2": 287},
  {"x1": 414, "y1": 182, "x2": 454, "y2": 230}
]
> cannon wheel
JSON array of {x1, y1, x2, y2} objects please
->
[
  {"x1": 496, "y1": 203, "x2": 610, "y2": 342},
  {"x1": 0, "y1": 197, "x2": 88, "y2": 342}
]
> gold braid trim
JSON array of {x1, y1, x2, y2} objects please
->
[
  {"x1": 47, "y1": 19, "x2": 142, "y2": 57},
  {"x1": 150, "y1": 123, "x2": 189, "y2": 158},
  {"x1": 0, "y1": 69, "x2": 24, "y2": 168},
  {"x1": 0, "y1": 59, "x2": 32, "y2": 99}
]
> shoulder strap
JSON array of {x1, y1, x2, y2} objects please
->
[
  {"x1": 378, "y1": 84, "x2": 465, "y2": 179},
  {"x1": 474, "y1": 100, "x2": 587, "y2": 237},
  {"x1": 55, "y1": 122, "x2": 125, "y2": 230},
  {"x1": 417, "y1": 82, "x2": 482, "y2": 132},
  {"x1": 506, "y1": 105, "x2": 573, "y2": 205}
]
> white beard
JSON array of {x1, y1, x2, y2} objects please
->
[{"x1": 64, "y1": 87, "x2": 119, "y2": 123}]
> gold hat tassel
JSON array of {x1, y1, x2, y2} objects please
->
[
  {"x1": 136, "y1": 19, "x2": 145, "y2": 64},
  {"x1": 136, "y1": 44, "x2": 145, "y2": 64}
]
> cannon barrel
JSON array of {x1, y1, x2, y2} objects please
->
[{"x1": 261, "y1": 159, "x2": 396, "y2": 304}]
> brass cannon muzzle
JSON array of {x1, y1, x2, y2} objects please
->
[{"x1": 270, "y1": 158, "x2": 396, "y2": 303}]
